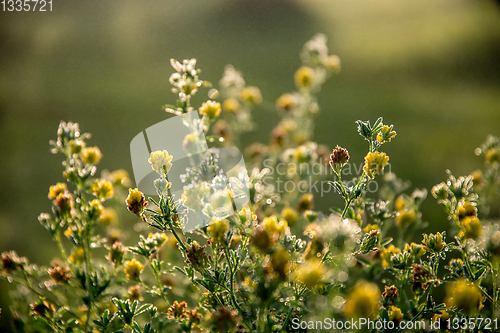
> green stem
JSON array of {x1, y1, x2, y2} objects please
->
[
  {"x1": 83, "y1": 225, "x2": 94, "y2": 333},
  {"x1": 54, "y1": 227, "x2": 70, "y2": 264},
  {"x1": 340, "y1": 171, "x2": 367, "y2": 219},
  {"x1": 223, "y1": 245, "x2": 252, "y2": 331},
  {"x1": 148, "y1": 258, "x2": 170, "y2": 306}
]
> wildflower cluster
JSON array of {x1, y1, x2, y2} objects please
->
[{"x1": 1, "y1": 35, "x2": 500, "y2": 333}]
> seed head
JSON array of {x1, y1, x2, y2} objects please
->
[
  {"x1": 329, "y1": 146, "x2": 349, "y2": 173},
  {"x1": 126, "y1": 188, "x2": 147, "y2": 215}
]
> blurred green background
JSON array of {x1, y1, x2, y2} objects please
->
[{"x1": 0, "y1": 0, "x2": 499, "y2": 326}]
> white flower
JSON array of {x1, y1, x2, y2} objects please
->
[{"x1": 148, "y1": 150, "x2": 173, "y2": 176}]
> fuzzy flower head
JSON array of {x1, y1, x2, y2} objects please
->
[
  {"x1": 91, "y1": 179, "x2": 114, "y2": 201},
  {"x1": 207, "y1": 218, "x2": 229, "y2": 245},
  {"x1": 1, "y1": 251, "x2": 24, "y2": 274},
  {"x1": 395, "y1": 209, "x2": 416, "y2": 227},
  {"x1": 276, "y1": 93, "x2": 297, "y2": 113},
  {"x1": 126, "y1": 188, "x2": 147, "y2": 215},
  {"x1": 329, "y1": 146, "x2": 349, "y2": 175},
  {"x1": 222, "y1": 98, "x2": 241, "y2": 114},
  {"x1": 294, "y1": 258, "x2": 325, "y2": 288},
  {"x1": 148, "y1": 150, "x2": 173, "y2": 176},
  {"x1": 263, "y1": 215, "x2": 288, "y2": 236},
  {"x1": 89, "y1": 199, "x2": 104, "y2": 219},
  {"x1": 272, "y1": 247, "x2": 291, "y2": 278},
  {"x1": 485, "y1": 147, "x2": 500, "y2": 165},
  {"x1": 294, "y1": 66, "x2": 315, "y2": 90},
  {"x1": 99, "y1": 207, "x2": 118, "y2": 226},
  {"x1": 48, "y1": 182, "x2": 67, "y2": 200},
  {"x1": 124, "y1": 258, "x2": 144, "y2": 281},
  {"x1": 167, "y1": 300, "x2": 188, "y2": 319},
  {"x1": 239, "y1": 86, "x2": 262, "y2": 105},
  {"x1": 81, "y1": 146, "x2": 102, "y2": 165},
  {"x1": 376, "y1": 125, "x2": 397, "y2": 144},
  {"x1": 459, "y1": 216, "x2": 482, "y2": 239},
  {"x1": 363, "y1": 151, "x2": 390, "y2": 178},
  {"x1": 322, "y1": 54, "x2": 341, "y2": 73},
  {"x1": 169, "y1": 58, "x2": 203, "y2": 104},
  {"x1": 404, "y1": 242, "x2": 426, "y2": 260},
  {"x1": 281, "y1": 207, "x2": 298, "y2": 226},
  {"x1": 446, "y1": 279, "x2": 483, "y2": 314},
  {"x1": 388, "y1": 306, "x2": 404, "y2": 322},
  {"x1": 199, "y1": 100, "x2": 221, "y2": 120},
  {"x1": 68, "y1": 248, "x2": 85, "y2": 265},
  {"x1": 422, "y1": 232, "x2": 445, "y2": 253},
  {"x1": 343, "y1": 281, "x2": 380, "y2": 319},
  {"x1": 457, "y1": 201, "x2": 477, "y2": 220}
]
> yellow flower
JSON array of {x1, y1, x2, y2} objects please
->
[
  {"x1": 110, "y1": 169, "x2": 131, "y2": 187},
  {"x1": 242, "y1": 276, "x2": 257, "y2": 290},
  {"x1": 69, "y1": 248, "x2": 85, "y2": 264},
  {"x1": 272, "y1": 247, "x2": 290, "y2": 278},
  {"x1": 126, "y1": 188, "x2": 147, "y2": 215},
  {"x1": 148, "y1": 150, "x2": 173, "y2": 176},
  {"x1": 388, "y1": 306, "x2": 403, "y2": 322},
  {"x1": 53, "y1": 192, "x2": 74, "y2": 213},
  {"x1": 446, "y1": 279, "x2": 483, "y2": 314},
  {"x1": 69, "y1": 139, "x2": 84, "y2": 154},
  {"x1": 124, "y1": 258, "x2": 144, "y2": 280},
  {"x1": 422, "y1": 232, "x2": 445, "y2": 253},
  {"x1": 403, "y1": 242, "x2": 426, "y2": 260},
  {"x1": 297, "y1": 193, "x2": 314, "y2": 212},
  {"x1": 343, "y1": 281, "x2": 380, "y2": 319},
  {"x1": 294, "y1": 258, "x2": 325, "y2": 287},
  {"x1": 394, "y1": 195, "x2": 407, "y2": 211},
  {"x1": 376, "y1": 125, "x2": 397, "y2": 144},
  {"x1": 382, "y1": 245, "x2": 401, "y2": 268},
  {"x1": 281, "y1": 207, "x2": 298, "y2": 226},
  {"x1": 182, "y1": 182, "x2": 210, "y2": 210},
  {"x1": 89, "y1": 199, "x2": 104, "y2": 219},
  {"x1": 321, "y1": 54, "x2": 341, "y2": 73},
  {"x1": 294, "y1": 66, "x2": 315, "y2": 89},
  {"x1": 81, "y1": 147, "x2": 102, "y2": 165},
  {"x1": 363, "y1": 224, "x2": 379, "y2": 234},
  {"x1": 48, "y1": 183, "x2": 67, "y2": 200},
  {"x1": 239, "y1": 86, "x2": 262, "y2": 105},
  {"x1": 199, "y1": 100, "x2": 221, "y2": 119},
  {"x1": 363, "y1": 152, "x2": 390, "y2": 178},
  {"x1": 147, "y1": 232, "x2": 168, "y2": 247},
  {"x1": 99, "y1": 208, "x2": 118, "y2": 226},
  {"x1": 470, "y1": 169, "x2": 484, "y2": 187},
  {"x1": 222, "y1": 98, "x2": 241, "y2": 114},
  {"x1": 485, "y1": 147, "x2": 500, "y2": 164},
  {"x1": 457, "y1": 201, "x2": 477, "y2": 220},
  {"x1": 395, "y1": 209, "x2": 415, "y2": 227},
  {"x1": 91, "y1": 179, "x2": 114, "y2": 200},
  {"x1": 207, "y1": 219, "x2": 229, "y2": 245},
  {"x1": 263, "y1": 216, "x2": 287, "y2": 236},
  {"x1": 276, "y1": 94, "x2": 296, "y2": 113},
  {"x1": 459, "y1": 216, "x2": 482, "y2": 239}
]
